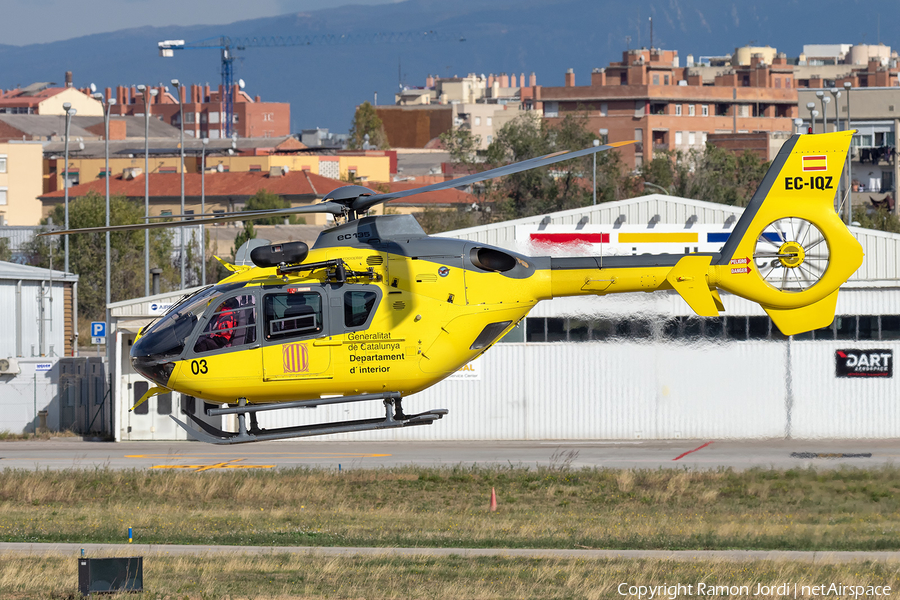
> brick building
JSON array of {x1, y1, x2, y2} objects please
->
[
  {"x1": 538, "y1": 48, "x2": 799, "y2": 169},
  {"x1": 99, "y1": 83, "x2": 289, "y2": 140}
]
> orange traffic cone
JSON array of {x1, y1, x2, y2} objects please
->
[{"x1": 489, "y1": 487, "x2": 498, "y2": 512}]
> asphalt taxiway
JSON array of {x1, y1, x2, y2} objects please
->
[{"x1": 0, "y1": 438, "x2": 896, "y2": 471}]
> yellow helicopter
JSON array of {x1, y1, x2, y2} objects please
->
[{"x1": 45, "y1": 131, "x2": 862, "y2": 444}]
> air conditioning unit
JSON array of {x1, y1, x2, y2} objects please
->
[{"x1": 0, "y1": 358, "x2": 20, "y2": 375}]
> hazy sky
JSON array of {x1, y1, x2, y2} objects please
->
[{"x1": 5, "y1": 0, "x2": 399, "y2": 46}]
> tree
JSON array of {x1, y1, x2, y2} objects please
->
[
  {"x1": 242, "y1": 189, "x2": 304, "y2": 225},
  {"x1": 439, "y1": 127, "x2": 481, "y2": 169},
  {"x1": 22, "y1": 192, "x2": 177, "y2": 333},
  {"x1": 348, "y1": 102, "x2": 389, "y2": 150},
  {"x1": 231, "y1": 221, "x2": 256, "y2": 261},
  {"x1": 856, "y1": 206, "x2": 900, "y2": 233},
  {"x1": 0, "y1": 238, "x2": 11, "y2": 262},
  {"x1": 483, "y1": 112, "x2": 633, "y2": 219},
  {"x1": 639, "y1": 145, "x2": 770, "y2": 207},
  {"x1": 684, "y1": 145, "x2": 769, "y2": 206}
]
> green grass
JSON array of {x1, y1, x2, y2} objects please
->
[
  {"x1": 1, "y1": 553, "x2": 899, "y2": 600},
  {"x1": 1, "y1": 465, "x2": 900, "y2": 550}
]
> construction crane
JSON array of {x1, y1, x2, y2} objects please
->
[{"x1": 158, "y1": 31, "x2": 464, "y2": 138}]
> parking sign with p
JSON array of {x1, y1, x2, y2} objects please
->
[{"x1": 91, "y1": 321, "x2": 106, "y2": 345}]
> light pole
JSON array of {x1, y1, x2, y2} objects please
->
[
  {"x1": 793, "y1": 118, "x2": 804, "y2": 135},
  {"x1": 201, "y1": 137, "x2": 209, "y2": 285},
  {"x1": 62, "y1": 102, "x2": 76, "y2": 275},
  {"x1": 172, "y1": 78, "x2": 186, "y2": 290},
  {"x1": 844, "y1": 81, "x2": 853, "y2": 224},
  {"x1": 137, "y1": 85, "x2": 158, "y2": 297},
  {"x1": 92, "y1": 90, "x2": 115, "y2": 381},
  {"x1": 816, "y1": 91, "x2": 831, "y2": 133},
  {"x1": 828, "y1": 87, "x2": 843, "y2": 210},
  {"x1": 806, "y1": 103, "x2": 817, "y2": 134},
  {"x1": 829, "y1": 87, "x2": 842, "y2": 131},
  {"x1": 595, "y1": 129, "x2": 608, "y2": 206},
  {"x1": 642, "y1": 181, "x2": 670, "y2": 195}
]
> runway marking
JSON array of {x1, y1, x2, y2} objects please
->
[
  {"x1": 150, "y1": 459, "x2": 274, "y2": 472},
  {"x1": 673, "y1": 441, "x2": 714, "y2": 461}
]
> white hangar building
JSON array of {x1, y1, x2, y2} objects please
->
[
  {"x1": 0, "y1": 261, "x2": 80, "y2": 434},
  {"x1": 109, "y1": 194, "x2": 900, "y2": 441}
]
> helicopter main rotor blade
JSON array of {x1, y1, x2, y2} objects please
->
[
  {"x1": 351, "y1": 140, "x2": 635, "y2": 213},
  {"x1": 38, "y1": 201, "x2": 346, "y2": 237}
]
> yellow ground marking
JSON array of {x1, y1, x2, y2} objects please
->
[
  {"x1": 151, "y1": 458, "x2": 274, "y2": 471},
  {"x1": 126, "y1": 452, "x2": 391, "y2": 459}
]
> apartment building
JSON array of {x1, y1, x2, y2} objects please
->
[
  {"x1": 0, "y1": 142, "x2": 44, "y2": 226},
  {"x1": 379, "y1": 72, "x2": 538, "y2": 149},
  {"x1": 538, "y1": 48, "x2": 799, "y2": 169},
  {"x1": 0, "y1": 142, "x2": 43, "y2": 225}
]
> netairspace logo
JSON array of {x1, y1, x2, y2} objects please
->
[{"x1": 617, "y1": 582, "x2": 892, "y2": 598}]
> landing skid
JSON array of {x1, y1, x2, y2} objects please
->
[{"x1": 170, "y1": 393, "x2": 448, "y2": 444}]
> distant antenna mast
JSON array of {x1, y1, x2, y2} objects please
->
[
  {"x1": 649, "y1": 16, "x2": 653, "y2": 50},
  {"x1": 636, "y1": 9, "x2": 641, "y2": 47}
]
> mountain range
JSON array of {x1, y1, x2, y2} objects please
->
[{"x1": 0, "y1": 0, "x2": 893, "y2": 134}]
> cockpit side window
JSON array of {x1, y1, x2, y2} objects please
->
[
  {"x1": 264, "y1": 292, "x2": 323, "y2": 341},
  {"x1": 193, "y1": 294, "x2": 258, "y2": 354},
  {"x1": 344, "y1": 290, "x2": 378, "y2": 328}
]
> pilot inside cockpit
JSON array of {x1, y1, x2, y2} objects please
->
[{"x1": 194, "y1": 297, "x2": 240, "y2": 352}]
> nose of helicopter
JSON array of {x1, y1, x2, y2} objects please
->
[
  {"x1": 130, "y1": 310, "x2": 197, "y2": 386},
  {"x1": 131, "y1": 353, "x2": 176, "y2": 388},
  {"x1": 131, "y1": 332, "x2": 178, "y2": 387}
]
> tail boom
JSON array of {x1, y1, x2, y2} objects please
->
[{"x1": 542, "y1": 132, "x2": 863, "y2": 336}]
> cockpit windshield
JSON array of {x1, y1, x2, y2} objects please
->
[{"x1": 132, "y1": 286, "x2": 225, "y2": 359}]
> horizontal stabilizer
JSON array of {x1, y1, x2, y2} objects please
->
[
  {"x1": 764, "y1": 290, "x2": 839, "y2": 336},
  {"x1": 666, "y1": 255, "x2": 719, "y2": 317}
]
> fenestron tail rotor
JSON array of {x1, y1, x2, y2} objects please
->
[{"x1": 754, "y1": 217, "x2": 830, "y2": 292}]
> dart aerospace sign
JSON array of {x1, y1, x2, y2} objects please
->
[{"x1": 835, "y1": 349, "x2": 893, "y2": 378}]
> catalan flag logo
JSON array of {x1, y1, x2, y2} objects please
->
[
  {"x1": 283, "y1": 342, "x2": 310, "y2": 373},
  {"x1": 802, "y1": 155, "x2": 827, "y2": 171}
]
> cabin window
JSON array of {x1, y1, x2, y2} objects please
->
[
  {"x1": 344, "y1": 291, "x2": 378, "y2": 328},
  {"x1": 264, "y1": 292, "x2": 322, "y2": 340},
  {"x1": 194, "y1": 294, "x2": 257, "y2": 353}
]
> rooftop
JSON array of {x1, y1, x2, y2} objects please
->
[{"x1": 40, "y1": 170, "x2": 348, "y2": 201}]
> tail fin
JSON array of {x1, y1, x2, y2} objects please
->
[{"x1": 671, "y1": 131, "x2": 863, "y2": 335}]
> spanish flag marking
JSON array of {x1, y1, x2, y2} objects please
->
[{"x1": 802, "y1": 155, "x2": 827, "y2": 172}]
